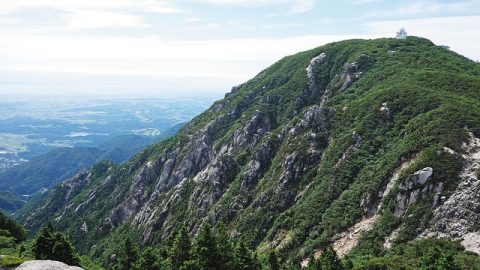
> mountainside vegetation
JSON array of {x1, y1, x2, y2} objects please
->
[
  {"x1": 0, "y1": 211, "x2": 100, "y2": 269},
  {"x1": 17, "y1": 37, "x2": 480, "y2": 269},
  {"x1": 0, "y1": 132, "x2": 182, "y2": 213},
  {"x1": 0, "y1": 147, "x2": 102, "y2": 196},
  {"x1": 0, "y1": 192, "x2": 24, "y2": 212}
]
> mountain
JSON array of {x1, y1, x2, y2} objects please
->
[
  {"x1": 18, "y1": 37, "x2": 480, "y2": 265},
  {"x1": 0, "y1": 127, "x2": 184, "y2": 213},
  {"x1": 0, "y1": 147, "x2": 102, "y2": 196},
  {"x1": 96, "y1": 135, "x2": 157, "y2": 164},
  {"x1": 0, "y1": 192, "x2": 24, "y2": 213}
]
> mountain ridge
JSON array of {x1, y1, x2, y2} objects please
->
[
  {"x1": 18, "y1": 36, "x2": 480, "y2": 266},
  {"x1": 0, "y1": 126, "x2": 184, "y2": 213}
]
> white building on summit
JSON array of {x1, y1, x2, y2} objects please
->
[{"x1": 396, "y1": 28, "x2": 407, "y2": 39}]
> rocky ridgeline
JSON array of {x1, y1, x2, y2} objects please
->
[{"x1": 17, "y1": 38, "x2": 480, "y2": 263}]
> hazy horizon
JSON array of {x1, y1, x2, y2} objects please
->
[{"x1": 1, "y1": 0, "x2": 479, "y2": 96}]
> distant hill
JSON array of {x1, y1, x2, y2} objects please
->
[
  {"x1": 0, "y1": 192, "x2": 24, "y2": 212},
  {"x1": 0, "y1": 147, "x2": 102, "y2": 196},
  {"x1": 0, "y1": 124, "x2": 184, "y2": 212},
  {"x1": 97, "y1": 135, "x2": 156, "y2": 163}
]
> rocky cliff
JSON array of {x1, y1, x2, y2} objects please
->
[{"x1": 18, "y1": 37, "x2": 480, "y2": 264}]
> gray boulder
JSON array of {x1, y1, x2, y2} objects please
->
[
  {"x1": 15, "y1": 260, "x2": 83, "y2": 270},
  {"x1": 395, "y1": 167, "x2": 440, "y2": 216}
]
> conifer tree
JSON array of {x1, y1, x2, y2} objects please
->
[
  {"x1": 116, "y1": 237, "x2": 139, "y2": 270},
  {"x1": 0, "y1": 211, "x2": 26, "y2": 242},
  {"x1": 268, "y1": 250, "x2": 281, "y2": 270},
  {"x1": 136, "y1": 247, "x2": 165, "y2": 270},
  {"x1": 34, "y1": 223, "x2": 55, "y2": 260},
  {"x1": 214, "y1": 222, "x2": 235, "y2": 269},
  {"x1": 170, "y1": 226, "x2": 192, "y2": 269},
  {"x1": 194, "y1": 223, "x2": 218, "y2": 270},
  {"x1": 316, "y1": 246, "x2": 343, "y2": 270},
  {"x1": 33, "y1": 222, "x2": 80, "y2": 266},
  {"x1": 252, "y1": 252, "x2": 262, "y2": 270},
  {"x1": 234, "y1": 241, "x2": 259, "y2": 270},
  {"x1": 51, "y1": 233, "x2": 81, "y2": 266},
  {"x1": 420, "y1": 246, "x2": 442, "y2": 270}
]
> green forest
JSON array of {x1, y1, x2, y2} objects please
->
[
  {"x1": 4, "y1": 37, "x2": 480, "y2": 269},
  {"x1": 2, "y1": 212, "x2": 479, "y2": 269}
]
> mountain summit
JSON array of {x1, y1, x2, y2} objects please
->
[{"x1": 19, "y1": 37, "x2": 480, "y2": 265}]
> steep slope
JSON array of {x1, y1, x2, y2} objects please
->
[
  {"x1": 0, "y1": 147, "x2": 102, "y2": 196},
  {"x1": 0, "y1": 192, "x2": 24, "y2": 212},
  {"x1": 19, "y1": 37, "x2": 480, "y2": 264},
  {"x1": 0, "y1": 132, "x2": 182, "y2": 213}
]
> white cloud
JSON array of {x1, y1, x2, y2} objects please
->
[
  {"x1": 184, "y1": 17, "x2": 203, "y2": 23},
  {"x1": 0, "y1": 0, "x2": 184, "y2": 15},
  {"x1": 0, "y1": 0, "x2": 184, "y2": 31},
  {"x1": 1, "y1": 14, "x2": 479, "y2": 95},
  {"x1": 352, "y1": 0, "x2": 384, "y2": 4},
  {"x1": 193, "y1": 0, "x2": 316, "y2": 13},
  {"x1": 367, "y1": 0, "x2": 480, "y2": 18},
  {"x1": 0, "y1": 0, "x2": 478, "y2": 96},
  {"x1": 0, "y1": 33, "x2": 372, "y2": 94},
  {"x1": 62, "y1": 10, "x2": 146, "y2": 30}
]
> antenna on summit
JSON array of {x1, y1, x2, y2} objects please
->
[{"x1": 396, "y1": 28, "x2": 407, "y2": 39}]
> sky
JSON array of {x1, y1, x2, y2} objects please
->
[{"x1": 0, "y1": 0, "x2": 479, "y2": 97}]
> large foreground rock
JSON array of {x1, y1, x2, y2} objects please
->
[{"x1": 15, "y1": 260, "x2": 83, "y2": 270}]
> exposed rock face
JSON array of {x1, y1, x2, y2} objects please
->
[
  {"x1": 224, "y1": 84, "x2": 244, "y2": 98},
  {"x1": 15, "y1": 260, "x2": 83, "y2": 270},
  {"x1": 394, "y1": 167, "x2": 443, "y2": 216},
  {"x1": 384, "y1": 227, "x2": 401, "y2": 249},
  {"x1": 338, "y1": 54, "x2": 368, "y2": 92},
  {"x1": 233, "y1": 110, "x2": 276, "y2": 148},
  {"x1": 419, "y1": 133, "x2": 480, "y2": 254},
  {"x1": 306, "y1": 53, "x2": 327, "y2": 97},
  {"x1": 22, "y1": 170, "x2": 95, "y2": 230},
  {"x1": 333, "y1": 156, "x2": 417, "y2": 256}
]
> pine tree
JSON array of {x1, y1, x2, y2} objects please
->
[
  {"x1": 314, "y1": 246, "x2": 343, "y2": 270},
  {"x1": 170, "y1": 226, "x2": 192, "y2": 269},
  {"x1": 136, "y1": 247, "x2": 162, "y2": 270},
  {"x1": 18, "y1": 244, "x2": 26, "y2": 257},
  {"x1": 285, "y1": 258, "x2": 301, "y2": 270},
  {"x1": 234, "y1": 241, "x2": 259, "y2": 270},
  {"x1": 51, "y1": 233, "x2": 81, "y2": 266},
  {"x1": 268, "y1": 250, "x2": 281, "y2": 270},
  {"x1": 33, "y1": 222, "x2": 80, "y2": 266},
  {"x1": 235, "y1": 241, "x2": 252, "y2": 270},
  {"x1": 0, "y1": 211, "x2": 26, "y2": 242},
  {"x1": 214, "y1": 222, "x2": 235, "y2": 269},
  {"x1": 193, "y1": 223, "x2": 218, "y2": 270},
  {"x1": 117, "y1": 237, "x2": 139, "y2": 270},
  {"x1": 34, "y1": 223, "x2": 55, "y2": 260}
]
